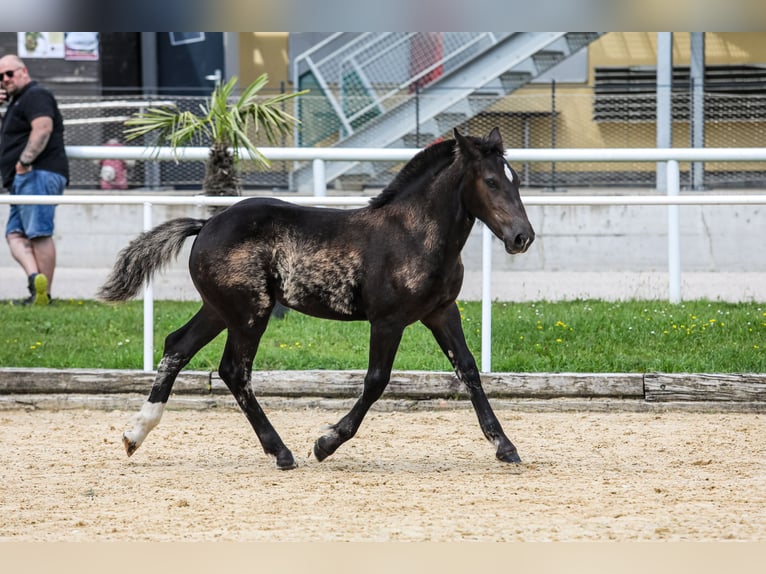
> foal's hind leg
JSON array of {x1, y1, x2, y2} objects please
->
[
  {"x1": 314, "y1": 321, "x2": 404, "y2": 461},
  {"x1": 422, "y1": 302, "x2": 521, "y2": 463},
  {"x1": 123, "y1": 307, "x2": 224, "y2": 456},
  {"x1": 218, "y1": 321, "x2": 297, "y2": 470}
]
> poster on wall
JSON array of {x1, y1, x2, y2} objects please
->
[
  {"x1": 64, "y1": 32, "x2": 100, "y2": 61},
  {"x1": 169, "y1": 32, "x2": 205, "y2": 46},
  {"x1": 17, "y1": 32, "x2": 65, "y2": 58}
]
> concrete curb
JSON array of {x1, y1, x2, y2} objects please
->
[{"x1": 0, "y1": 368, "x2": 763, "y2": 413}]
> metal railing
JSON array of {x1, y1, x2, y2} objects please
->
[
  {"x1": 291, "y1": 33, "x2": 505, "y2": 142},
  {"x1": 3, "y1": 145, "x2": 766, "y2": 373}
]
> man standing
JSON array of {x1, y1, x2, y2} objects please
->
[{"x1": 0, "y1": 55, "x2": 68, "y2": 305}]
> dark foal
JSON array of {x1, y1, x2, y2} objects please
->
[{"x1": 99, "y1": 127, "x2": 535, "y2": 470}]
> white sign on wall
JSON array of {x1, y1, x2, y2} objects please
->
[
  {"x1": 17, "y1": 32, "x2": 99, "y2": 61},
  {"x1": 17, "y1": 32, "x2": 65, "y2": 58},
  {"x1": 64, "y1": 32, "x2": 100, "y2": 61}
]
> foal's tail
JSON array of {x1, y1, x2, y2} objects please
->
[{"x1": 97, "y1": 217, "x2": 207, "y2": 302}]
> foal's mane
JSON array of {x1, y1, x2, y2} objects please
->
[
  {"x1": 368, "y1": 139, "x2": 455, "y2": 209},
  {"x1": 368, "y1": 134, "x2": 504, "y2": 209}
]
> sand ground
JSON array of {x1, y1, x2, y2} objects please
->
[{"x1": 0, "y1": 407, "x2": 763, "y2": 542}]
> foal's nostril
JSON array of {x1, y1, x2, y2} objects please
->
[
  {"x1": 504, "y1": 226, "x2": 535, "y2": 254},
  {"x1": 514, "y1": 233, "x2": 530, "y2": 251}
]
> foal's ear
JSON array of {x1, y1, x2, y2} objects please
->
[
  {"x1": 488, "y1": 127, "x2": 503, "y2": 149},
  {"x1": 454, "y1": 128, "x2": 479, "y2": 159}
]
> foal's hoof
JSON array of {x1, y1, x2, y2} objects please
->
[
  {"x1": 313, "y1": 438, "x2": 333, "y2": 462},
  {"x1": 276, "y1": 451, "x2": 298, "y2": 471},
  {"x1": 122, "y1": 433, "x2": 139, "y2": 457},
  {"x1": 496, "y1": 447, "x2": 522, "y2": 464}
]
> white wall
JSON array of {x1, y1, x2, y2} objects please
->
[
  {"x1": 1, "y1": 196, "x2": 764, "y2": 302},
  {"x1": 1, "y1": 199, "x2": 764, "y2": 273}
]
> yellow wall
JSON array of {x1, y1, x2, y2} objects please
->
[
  {"x1": 238, "y1": 32, "x2": 290, "y2": 89},
  {"x1": 589, "y1": 32, "x2": 766, "y2": 172},
  {"x1": 590, "y1": 32, "x2": 766, "y2": 82},
  {"x1": 235, "y1": 33, "x2": 293, "y2": 173},
  {"x1": 484, "y1": 32, "x2": 766, "y2": 174}
]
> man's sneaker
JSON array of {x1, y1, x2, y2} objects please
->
[
  {"x1": 31, "y1": 273, "x2": 50, "y2": 306},
  {"x1": 10, "y1": 295, "x2": 34, "y2": 306},
  {"x1": 10, "y1": 275, "x2": 37, "y2": 305}
]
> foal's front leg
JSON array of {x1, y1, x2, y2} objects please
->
[
  {"x1": 422, "y1": 302, "x2": 521, "y2": 463},
  {"x1": 314, "y1": 321, "x2": 404, "y2": 461}
]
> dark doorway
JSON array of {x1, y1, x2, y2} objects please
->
[
  {"x1": 155, "y1": 33, "x2": 225, "y2": 188},
  {"x1": 100, "y1": 33, "x2": 142, "y2": 96},
  {"x1": 156, "y1": 32, "x2": 224, "y2": 95}
]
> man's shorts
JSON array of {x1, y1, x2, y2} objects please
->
[{"x1": 5, "y1": 169, "x2": 66, "y2": 239}]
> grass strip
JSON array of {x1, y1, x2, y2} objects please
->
[{"x1": 1, "y1": 299, "x2": 764, "y2": 373}]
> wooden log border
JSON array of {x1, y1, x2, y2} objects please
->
[
  {"x1": 644, "y1": 373, "x2": 766, "y2": 402},
  {"x1": 0, "y1": 368, "x2": 763, "y2": 408}
]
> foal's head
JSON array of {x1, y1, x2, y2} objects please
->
[{"x1": 455, "y1": 127, "x2": 535, "y2": 254}]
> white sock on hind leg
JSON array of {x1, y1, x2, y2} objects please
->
[{"x1": 125, "y1": 401, "x2": 166, "y2": 447}]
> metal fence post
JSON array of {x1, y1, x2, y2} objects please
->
[
  {"x1": 667, "y1": 160, "x2": 681, "y2": 303},
  {"x1": 312, "y1": 158, "x2": 326, "y2": 197},
  {"x1": 481, "y1": 223, "x2": 493, "y2": 373},
  {"x1": 143, "y1": 201, "x2": 155, "y2": 372}
]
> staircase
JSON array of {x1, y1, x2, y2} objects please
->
[{"x1": 292, "y1": 32, "x2": 603, "y2": 192}]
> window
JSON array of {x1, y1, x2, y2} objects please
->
[{"x1": 593, "y1": 65, "x2": 766, "y2": 122}]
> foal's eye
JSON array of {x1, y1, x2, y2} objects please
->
[{"x1": 484, "y1": 177, "x2": 498, "y2": 189}]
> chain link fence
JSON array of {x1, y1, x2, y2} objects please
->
[
  {"x1": 59, "y1": 92, "x2": 301, "y2": 191},
  {"x1": 58, "y1": 86, "x2": 766, "y2": 192}
]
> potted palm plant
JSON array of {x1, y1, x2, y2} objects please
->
[
  {"x1": 124, "y1": 73, "x2": 307, "y2": 197},
  {"x1": 125, "y1": 74, "x2": 306, "y2": 318}
]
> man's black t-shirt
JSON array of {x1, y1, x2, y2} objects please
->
[{"x1": 0, "y1": 81, "x2": 69, "y2": 189}]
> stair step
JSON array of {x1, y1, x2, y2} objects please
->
[
  {"x1": 566, "y1": 32, "x2": 602, "y2": 52},
  {"x1": 533, "y1": 50, "x2": 566, "y2": 73},
  {"x1": 499, "y1": 71, "x2": 533, "y2": 92},
  {"x1": 468, "y1": 94, "x2": 499, "y2": 115},
  {"x1": 402, "y1": 133, "x2": 436, "y2": 147},
  {"x1": 435, "y1": 112, "x2": 469, "y2": 133}
]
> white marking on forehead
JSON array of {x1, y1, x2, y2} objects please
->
[{"x1": 503, "y1": 163, "x2": 514, "y2": 183}]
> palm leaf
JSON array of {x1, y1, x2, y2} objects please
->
[
  {"x1": 122, "y1": 73, "x2": 307, "y2": 191},
  {"x1": 123, "y1": 106, "x2": 179, "y2": 141}
]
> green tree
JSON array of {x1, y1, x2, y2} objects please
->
[{"x1": 124, "y1": 74, "x2": 306, "y2": 196}]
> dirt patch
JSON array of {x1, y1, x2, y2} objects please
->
[{"x1": 0, "y1": 407, "x2": 763, "y2": 541}]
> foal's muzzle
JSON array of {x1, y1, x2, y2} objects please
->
[{"x1": 504, "y1": 228, "x2": 535, "y2": 254}]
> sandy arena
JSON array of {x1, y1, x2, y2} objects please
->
[{"x1": 0, "y1": 406, "x2": 763, "y2": 542}]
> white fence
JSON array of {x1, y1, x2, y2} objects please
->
[{"x1": 3, "y1": 145, "x2": 766, "y2": 373}]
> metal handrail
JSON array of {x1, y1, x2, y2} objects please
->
[{"x1": 63, "y1": 144, "x2": 766, "y2": 163}]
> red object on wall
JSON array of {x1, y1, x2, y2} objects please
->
[
  {"x1": 99, "y1": 139, "x2": 129, "y2": 190},
  {"x1": 409, "y1": 33, "x2": 444, "y2": 92}
]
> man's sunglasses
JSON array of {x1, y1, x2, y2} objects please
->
[{"x1": 1, "y1": 68, "x2": 22, "y2": 79}]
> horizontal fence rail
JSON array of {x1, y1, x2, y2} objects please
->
[
  {"x1": 4, "y1": 193, "x2": 766, "y2": 207},
  {"x1": 3, "y1": 145, "x2": 766, "y2": 373},
  {"x1": 65, "y1": 145, "x2": 766, "y2": 163}
]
